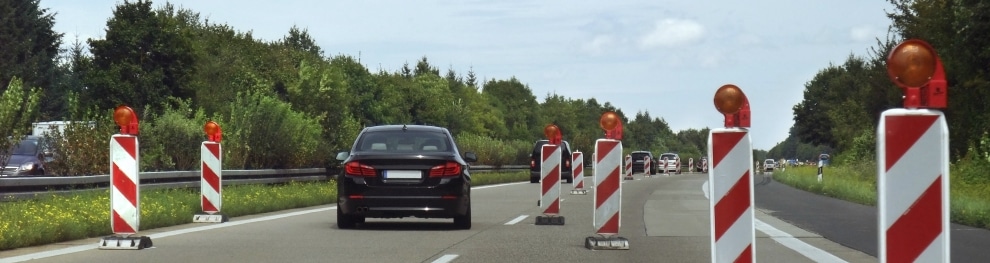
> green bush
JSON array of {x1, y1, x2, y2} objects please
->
[
  {"x1": 455, "y1": 132, "x2": 530, "y2": 166},
  {"x1": 221, "y1": 91, "x2": 327, "y2": 169},
  {"x1": 139, "y1": 101, "x2": 209, "y2": 171}
]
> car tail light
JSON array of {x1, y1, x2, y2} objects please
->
[
  {"x1": 345, "y1": 161, "x2": 376, "y2": 176},
  {"x1": 530, "y1": 159, "x2": 536, "y2": 168},
  {"x1": 565, "y1": 159, "x2": 571, "y2": 168},
  {"x1": 430, "y1": 161, "x2": 461, "y2": 177}
]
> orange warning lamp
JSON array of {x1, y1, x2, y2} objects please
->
[
  {"x1": 599, "y1": 111, "x2": 623, "y2": 140},
  {"x1": 204, "y1": 121, "x2": 223, "y2": 143},
  {"x1": 714, "y1": 84, "x2": 751, "y2": 128},
  {"x1": 113, "y1": 105, "x2": 139, "y2": 135},
  {"x1": 544, "y1": 124, "x2": 562, "y2": 145},
  {"x1": 886, "y1": 39, "x2": 947, "y2": 109}
]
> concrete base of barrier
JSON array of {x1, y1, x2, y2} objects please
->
[
  {"x1": 193, "y1": 212, "x2": 228, "y2": 223},
  {"x1": 99, "y1": 235, "x2": 152, "y2": 250},
  {"x1": 585, "y1": 236, "x2": 629, "y2": 250},
  {"x1": 623, "y1": 175, "x2": 634, "y2": 180},
  {"x1": 535, "y1": 215, "x2": 565, "y2": 225},
  {"x1": 570, "y1": 189, "x2": 588, "y2": 195}
]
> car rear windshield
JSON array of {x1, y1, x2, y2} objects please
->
[
  {"x1": 631, "y1": 152, "x2": 650, "y2": 160},
  {"x1": 532, "y1": 141, "x2": 569, "y2": 155},
  {"x1": 355, "y1": 131, "x2": 451, "y2": 153},
  {"x1": 659, "y1": 154, "x2": 677, "y2": 160}
]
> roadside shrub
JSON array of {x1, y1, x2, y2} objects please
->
[
  {"x1": 139, "y1": 101, "x2": 208, "y2": 171},
  {"x1": 455, "y1": 132, "x2": 530, "y2": 166},
  {"x1": 221, "y1": 91, "x2": 326, "y2": 169},
  {"x1": 44, "y1": 113, "x2": 116, "y2": 176}
]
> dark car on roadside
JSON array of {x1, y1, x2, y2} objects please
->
[
  {"x1": 1, "y1": 136, "x2": 52, "y2": 177},
  {"x1": 335, "y1": 125, "x2": 477, "y2": 229},
  {"x1": 630, "y1": 151, "x2": 656, "y2": 175},
  {"x1": 529, "y1": 139, "x2": 573, "y2": 184}
]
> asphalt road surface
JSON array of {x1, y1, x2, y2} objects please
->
[{"x1": 1, "y1": 171, "x2": 984, "y2": 262}]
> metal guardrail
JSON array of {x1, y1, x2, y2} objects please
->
[{"x1": 0, "y1": 165, "x2": 528, "y2": 201}]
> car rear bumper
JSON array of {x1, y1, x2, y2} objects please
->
[{"x1": 339, "y1": 194, "x2": 469, "y2": 218}]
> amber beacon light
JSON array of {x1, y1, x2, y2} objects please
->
[
  {"x1": 544, "y1": 124, "x2": 562, "y2": 145},
  {"x1": 113, "y1": 105, "x2": 140, "y2": 135},
  {"x1": 885, "y1": 39, "x2": 948, "y2": 109},
  {"x1": 204, "y1": 121, "x2": 223, "y2": 143},
  {"x1": 599, "y1": 111, "x2": 622, "y2": 140},
  {"x1": 713, "y1": 84, "x2": 751, "y2": 128}
]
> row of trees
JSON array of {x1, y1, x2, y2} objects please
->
[
  {"x1": 783, "y1": 0, "x2": 990, "y2": 169},
  {"x1": 1, "y1": 0, "x2": 711, "y2": 174}
]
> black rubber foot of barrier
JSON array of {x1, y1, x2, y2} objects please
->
[
  {"x1": 535, "y1": 215, "x2": 565, "y2": 225},
  {"x1": 585, "y1": 236, "x2": 629, "y2": 250}
]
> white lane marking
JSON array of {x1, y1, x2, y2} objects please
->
[
  {"x1": 755, "y1": 220, "x2": 849, "y2": 263},
  {"x1": 2, "y1": 182, "x2": 525, "y2": 263},
  {"x1": 432, "y1": 254, "x2": 459, "y2": 263},
  {"x1": 505, "y1": 215, "x2": 529, "y2": 225},
  {"x1": 700, "y1": 179, "x2": 845, "y2": 263},
  {"x1": 473, "y1": 181, "x2": 527, "y2": 190},
  {"x1": 702, "y1": 180, "x2": 710, "y2": 200}
]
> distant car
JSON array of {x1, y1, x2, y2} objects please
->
[
  {"x1": 529, "y1": 140, "x2": 573, "y2": 183},
  {"x1": 335, "y1": 125, "x2": 476, "y2": 229},
  {"x1": 630, "y1": 151, "x2": 656, "y2": 175},
  {"x1": 658, "y1": 153, "x2": 680, "y2": 174},
  {"x1": 1, "y1": 136, "x2": 51, "y2": 176},
  {"x1": 764, "y1": 159, "x2": 776, "y2": 172}
]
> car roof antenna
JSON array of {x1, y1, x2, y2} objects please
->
[{"x1": 402, "y1": 124, "x2": 407, "y2": 131}]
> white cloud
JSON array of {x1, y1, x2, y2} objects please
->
[
  {"x1": 639, "y1": 18, "x2": 705, "y2": 49},
  {"x1": 582, "y1": 35, "x2": 617, "y2": 55},
  {"x1": 850, "y1": 25, "x2": 876, "y2": 42}
]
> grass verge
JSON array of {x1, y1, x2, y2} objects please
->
[
  {"x1": 774, "y1": 164, "x2": 990, "y2": 230},
  {"x1": 0, "y1": 171, "x2": 527, "y2": 251}
]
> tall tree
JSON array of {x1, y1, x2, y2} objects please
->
[
  {"x1": 84, "y1": 0, "x2": 196, "y2": 112},
  {"x1": 281, "y1": 25, "x2": 323, "y2": 58},
  {"x1": 0, "y1": 0, "x2": 62, "y2": 116},
  {"x1": 482, "y1": 77, "x2": 540, "y2": 140}
]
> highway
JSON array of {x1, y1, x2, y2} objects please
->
[{"x1": 2, "y1": 172, "x2": 987, "y2": 262}]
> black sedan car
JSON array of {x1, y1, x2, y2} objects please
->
[
  {"x1": 1, "y1": 136, "x2": 51, "y2": 176},
  {"x1": 335, "y1": 125, "x2": 477, "y2": 229},
  {"x1": 529, "y1": 139, "x2": 573, "y2": 183}
]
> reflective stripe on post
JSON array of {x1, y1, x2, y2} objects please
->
[
  {"x1": 643, "y1": 156, "x2": 650, "y2": 176},
  {"x1": 540, "y1": 144, "x2": 561, "y2": 215},
  {"x1": 202, "y1": 141, "x2": 222, "y2": 213},
  {"x1": 878, "y1": 109, "x2": 950, "y2": 262},
  {"x1": 594, "y1": 139, "x2": 622, "y2": 235},
  {"x1": 572, "y1": 152, "x2": 585, "y2": 190},
  {"x1": 624, "y1": 154, "x2": 632, "y2": 177},
  {"x1": 709, "y1": 128, "x2": 755, "y2": 263},
  {"x1": 110, "y1": 135, "x2": 140, "y2": 235}
]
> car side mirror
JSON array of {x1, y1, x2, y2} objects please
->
[
  {"x1": 335, "y1": 151, "x2": 349, "y2": 161},
  {"x1": 463, "y1": 152, "x2": 478, "y2": 163}
]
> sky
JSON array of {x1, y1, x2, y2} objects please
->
[{"x1": 41, "y1": 0, "x2": 896, "y2": 150}]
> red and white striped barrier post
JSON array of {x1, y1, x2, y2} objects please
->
[
  {"x1": 101, "y1": 105, "x2": 152, "y2": 250},
  {"x1": 661, "y1": 156, "x2": 669, "y2": 176},
  {"x1": 878, "y1": 39, "x2": 950, "y2": 262},
  {"x1": 623, "y1": 154, "x2": 633, "y2": 180},
  {"x1": 708, "y1": 84, "x2": 755, "y2": 262},
  {"x1": 643, "y1": 156, "x2": 651, "y2": 177},
  {"x1": 194, "y1": 121, "x2": 228, "y2": 223},
  {"x1": 586, "y1": 112, "x2": 629, "y2": 250},
  {"x1": 536, "y1": 124, "x2": 565, "y2": 225},
  {"x1": 571, "y1": 152, "x2": 587, "y2": 195},
  {"x1": 688, "y1": 158, "x2": 695, "y2": 173}
]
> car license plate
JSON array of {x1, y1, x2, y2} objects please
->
[{"x1": 384, "y1": 170, "x2": 421, "y2": 179}]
